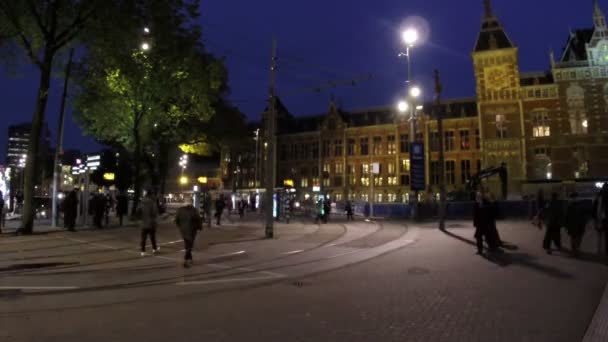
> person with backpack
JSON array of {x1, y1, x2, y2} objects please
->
[
  {"x1": 214, "y1": 195, "x2": 226, "y2": 226},
  {"x1": 175, "y1": 198, "x2": 203, "y2": 268}
]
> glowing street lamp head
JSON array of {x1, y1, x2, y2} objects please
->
[
  {"x1": 410, "y1": 86, "x2": 422, "y2": 98},
  {"x1": 397, "y1": 100, "x2": 409, "y2": 113},
  {"x1": 402, "y1": 28, "x2": 419, "y2": 46},
  {"x1": 144, "y1": 27, "x2": 150, "y2": 34},
  {"x1": 179, "y1": 176, "x2": 188, "y2": 185},
  {"x1": 141, "y1": 42, "x2": 150, "y2": 51}
]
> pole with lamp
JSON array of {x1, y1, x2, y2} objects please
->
[
  {"x1": 433, "y1": 70, "x2": 446, "y2": 231},
  {"x1": 397, "y1": 84, "x2": 422, "y2": 220},
  {"x1": 398, "y1": 27, "x2": 423, "y2": 220},
  {"x1": 179, "y1": 154, "x2": 188, "y2": 198}
]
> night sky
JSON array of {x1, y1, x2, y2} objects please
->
[{"x1": 0, "y1": 0, "x2": 597, "y2": 163}]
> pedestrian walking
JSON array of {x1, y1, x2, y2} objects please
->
[
  {"x1": 535, "y1": 189, "x2": 546, "y2": 229},
  {"x1": 175, "y1": 199, "x2": 203, "y2": 268},
  {"x1": 140, "y1": 191, "x2": 159, "y2": 256},
  {"x1": 485, "y1": 189, "x2": 503, "y2": 248},
  {"x1": 92, "y1": 193, "x2": 105, "y2": 229},
  {"x1": 0, "y1": 190, "x2": 5, "y2": 232},
  {"x1": 63, "y1": 188, "x2": 79, "y2": 231},
  {"x1": 116, "y1": 191, "x2": 128, "y2": 226},
  {"x1": 214, "y1": 195, "x2": 225, "y2": 226},
  {"x1": 473, "y1": 191, "x2": 497, "y2": 254},
  {"x1": 345, "y1": 200, "x2": 354, "y2": 221},
  {"x1": 565, "y1": 192, "x2": 587, "y2": 257},
  {"x1": 323, "y1": 197, "x2": 331, "y2": 223},
  {"x1": 543, "y1": 192, "x2": 562, "y2": 254},
  {"x1": 314, "y1": 198, "x2": 324, "y2": 224},
  {"x1": 238, "y1": 198, "x2": 246, "y2": 218},
  {"x1": 593, "y1": 183, "x2": 608, "y2": 255}
]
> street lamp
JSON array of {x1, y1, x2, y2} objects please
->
[
  {"x1": 397, "y1": 100, "x2": 409, "y2": 113},
  {"x1": 141, "y1": 42, "x2": 150, "y2": 51},
  {"x1": 410, "y1": 85, "x2": 422, "y2": 98},
  {"x1": 402, "y1": 28, "x2": 419, "y2": 47}
]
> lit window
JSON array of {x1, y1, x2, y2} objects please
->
[{"x1": 532, "y1": 111, "x2": 550, "y2": 137}]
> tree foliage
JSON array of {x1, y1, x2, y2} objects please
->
[
  {"x1": 0, "y1": 0, "x2": 101, "y2": 233},
  {"x1": 72, "y1": 0, "x2": 229, "y2": 211}
]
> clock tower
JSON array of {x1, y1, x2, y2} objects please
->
[{"x1": 472, "y1": 0, "x2": 526, "y2": 197}]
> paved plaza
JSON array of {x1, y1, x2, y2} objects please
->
[{"x1": 1, "y1": 214, "x2": 607, "y2": 341}]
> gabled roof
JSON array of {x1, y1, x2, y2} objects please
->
[{"x1": 560, "y1": 28, "x2": 594, "y2": 62}]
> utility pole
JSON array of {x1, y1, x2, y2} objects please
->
[
  {"x1": 435, "y1": 69, "x2": 446, "y2": 230},
  {"x1": 52, "y1": 48, "x2": 75, "y2": 228},
  {"x1": 264, "y1": 37, "x2": 277, "y2": 239}
]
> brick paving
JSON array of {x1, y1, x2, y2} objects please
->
[{"x1": 1, "y1": 219, "x2": 607, "y2": 341}]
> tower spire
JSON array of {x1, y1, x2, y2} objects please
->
[
  {"x1": 474, "y1": 0, "x2": 514, "y2": 52},
  {"x1": 594, "y1": 0, "x2": 607, "y2": 28},
  {"x1": 484, "y1": 0, "x2": 493, "y2": 18}
]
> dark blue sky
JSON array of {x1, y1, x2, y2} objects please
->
[{"x1": 0, "y1": 0, "x2": 597, "y2": 163}]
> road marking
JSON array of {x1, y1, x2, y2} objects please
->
[
  {"x1": 63, "y1": 236, "x2": 181, "y2": 262},
  {"x1": 282, "y1": 249, "x2": 304, "y2": 255},
  {"x1": 176, "y1": 274, "x2": 286, "y2": 286},
  {"x1": 216, "y1": 250, "x2": 246, "y2": 258},
  {"x1": 0, "y1": 286, "x2": 79, "y2": 291},
  {"x1": 159, "y1": 240, "x2": 183, "y2": 246}
]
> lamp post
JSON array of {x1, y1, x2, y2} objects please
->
[
  {"x1": 397, "y1": 85, "x2": 422, "y2": 220},
  {"x1": 399, "y1": 27, "x2": 422, "y2": 220}
]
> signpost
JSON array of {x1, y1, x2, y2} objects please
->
[{"x1": 410, "y1": 142, "x2": 425, "y2": 191}]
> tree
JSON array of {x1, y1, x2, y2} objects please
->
[
  {"x1": 0, "y1": 0, "x2": 101, "y2": 233},
  {"x1": 73, "y1": 0, "x2": 227, "y2": 214}
]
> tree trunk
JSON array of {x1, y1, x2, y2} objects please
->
[
  {"x1": 131, "y1": 121, "x2": 142, "y2": 217},
  {"x1": 158, "y1": 142, "x2": 169, "y2": 197},
  {"x1": 21, "y1": 59, "x2": 53, "y2": 234}
]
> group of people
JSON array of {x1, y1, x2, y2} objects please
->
[
  {"x1": 139, "y1": 191, "x2": 202, "y2": 268},
  {"x1": 538, "y1": 185, "x2": 608, "y2": 257},
  {"x1": 61, "y1": 188, "x2": 129, "y2": 231},
  {"x1": 472, "y1": 189, "x2": 503, "y2": 255},
  {"x1": 314, "y1": 197, "x2": 332, "y2": 224}
]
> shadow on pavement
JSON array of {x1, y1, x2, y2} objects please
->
[{"x1": 440, "y1": 229, "x2": 573, "y2": 279}]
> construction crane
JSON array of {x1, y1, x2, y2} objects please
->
[{"x1": 466, "y1": 162, "x2": 508, "y2": 200}]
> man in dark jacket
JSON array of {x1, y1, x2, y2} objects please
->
[
  {"x1": 214, "y1": 195, "x2": 225, "y2": 226},
  {"x1": 593, "y1": 184, "x2": 608, "y2": 255},
  {"x1": 345, "y1": 200, "x2": 354, "y2": 221},
  {"x1": 473, "y1": 191, "x2": 498, "y2": 254},
  {"x1": 543, "y1": 192, "x2": 562, "y2": 254},
  {"x1": 116, "y1": 191, "x2": 128, "y2": 226},
  {"x1": 175, "y1": 199, "x2": 202, "y2": 267},
  {"x1": 63, "y1": 188, "x2": 79, "y2": 231},
  {"x1": 140, "y1": 191, "x2": 159, "y2": 256},
  {"x1": 565, "y1": 192, "x2": 588, "y2": 257}
]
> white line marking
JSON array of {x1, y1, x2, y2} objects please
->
[
  {"x1": 0, "y1": 286, "x2": 79, "y2": 291},
  {"x1": 215, "y1": 250, "x2": 246, "y2": 258},
  {"x1": 159, "y1": 240, "x2": 182, "y2": 246},
  {"x1": 176, "y1": 274, "x2": 285, "y2": 286},
  {"x1": 282, "y1": 249, "x2": 304, "y2": 255}
]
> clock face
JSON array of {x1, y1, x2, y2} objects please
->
[{"x1": 484, "y1": 65, "x2": 510, "y2": 91}]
